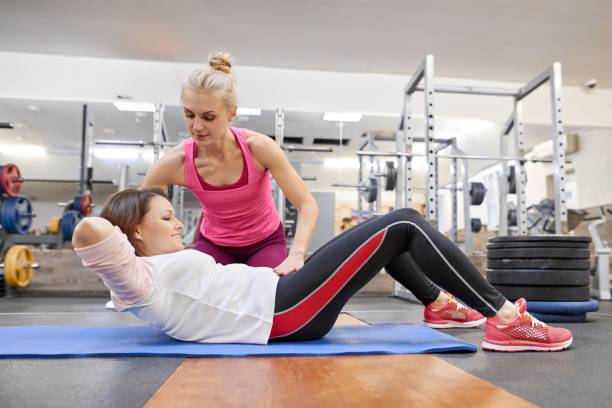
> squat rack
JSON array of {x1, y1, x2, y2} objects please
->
[{"x1": 398, "y1": 55, "x2": 567, "y2": 235}]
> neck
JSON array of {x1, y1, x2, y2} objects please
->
[{"x1": 198, "y1": 128, "x2": 233, "y2": 159}]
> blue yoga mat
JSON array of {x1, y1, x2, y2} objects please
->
[
  {"x1": 0, "y1": 324, "x2": 476, "y2": 358},
  {"x1": 527, "y1": 300, "x2": 599, "y2": 314}
]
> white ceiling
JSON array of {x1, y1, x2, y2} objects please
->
[{"x1": 1, "y1": 0, "x2": 611, "y2": 87}]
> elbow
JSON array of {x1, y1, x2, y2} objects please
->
[{"x1": 72, "y1": 217, "x2": 114, "y2": 249}]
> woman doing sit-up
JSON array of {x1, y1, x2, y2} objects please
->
[{"x1": 73, "y1": 188, "x2": 573, "y2": 352}]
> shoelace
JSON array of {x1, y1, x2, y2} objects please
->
[
  {"x1": 521, "y1": 310, "x2": 547, "y2": 328},
  {"x1": 448, "y1": 296, "x2": 466, "y2": 311}
]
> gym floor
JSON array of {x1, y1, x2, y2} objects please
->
[{"x1": 0, "y1": 295, "x2": 610, "y2": 407}]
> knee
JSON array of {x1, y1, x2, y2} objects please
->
[{"x1": 394, "y1": 208, "x2": 422, "y2": 221}]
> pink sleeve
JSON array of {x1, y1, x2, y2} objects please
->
[{"x1": 74, "y1": 226, "x2": 153, "y2": 310}]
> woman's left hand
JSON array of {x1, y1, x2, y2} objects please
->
[{"x1": 273, "y1": 252, "x2": 305, "y2": 276}]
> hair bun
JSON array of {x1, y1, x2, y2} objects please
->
[{"x1": 208, "y1": 51, "x2": 232, "y2": 75}]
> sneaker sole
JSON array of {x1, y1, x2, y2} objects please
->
[
  {"x1": 481, "y1": 337, "x2": 573, "y2": 352},
  {"x1": 425, "y1": 317, "x2": 486, "y2": 329}
]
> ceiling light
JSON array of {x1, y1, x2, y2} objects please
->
[
  {"x1": 93, "y1": 147, "x2": 140, "y2": 160},
  {"x1": 323, "y1": 157, "x2": 359, "y2": 169},
  {"x1": 0, "y1": 143, "x2": 47, "y2": 157},
  {"x1": 113, "y1": 101, "x2": 156, "y2": 112},
  {"x1": 323, "y1": 112, "x2": 362, "y2": 122},
  {"x1": 27, "y1": 104, "x2": 41, "y2": 112},
  {"x1": 236, "y1": 107, "x2": 261, "y2": 116}
]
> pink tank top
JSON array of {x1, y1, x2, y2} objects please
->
[{"x1": 183, "y1": 127, "x2": 281, "y2": 246}]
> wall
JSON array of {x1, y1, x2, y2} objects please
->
[{"x1": 2, "y1": 51, "x2": 612, "y2": 127}]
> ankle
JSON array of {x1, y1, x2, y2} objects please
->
[
  {"x1": 495, "y1": 301, "x2": 518, "y2": 323},
  {"x1": 430, "y1": 291, "x2": 450, "y2": 308}
]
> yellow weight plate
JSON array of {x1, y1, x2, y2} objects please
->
[
  {"x1": 47, "y1": 216, "x2": 61, "y2": 234},
  {"x1": 3, "y1": 245, "x2": 34, "y2": 288}
]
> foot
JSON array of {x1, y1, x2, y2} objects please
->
[
  {"x1": 424, "y1": 294, "x2": 486, "y2": 329},
  {"x1": 482, "y1": 298, "x2": 573, "y2": 352}
]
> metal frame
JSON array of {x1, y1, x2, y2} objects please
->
[
  {"x1": 274, "y1": 108, "x2": 286, "y2": 225},
  {"x1": 393, "y1": 55, "x2": 569, "y2": 300},
  {"x1": 400, "y1": 55, "x2": 567, "y2": 235}
]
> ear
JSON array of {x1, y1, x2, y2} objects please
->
[
  {"x1": 133, "y1": 225, "x2": 144, "y2": 241},
  {"x1": 228, "y1": 105, "x2": 237, "y2": 122}
]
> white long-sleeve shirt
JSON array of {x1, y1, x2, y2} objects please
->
[{"x1": 75, "y1": 227, "x2": 279, "y2": 344}]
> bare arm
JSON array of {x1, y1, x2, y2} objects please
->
[
  {"x1": 141, "y1": 144, "x2": 186, "y2": 189},
  {"x1": 249, "y1": 131, "x2": 319, "y2": 270}
]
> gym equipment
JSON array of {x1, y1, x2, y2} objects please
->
[
  {"x1": 469, "y1": 182, "x2": 486, "y2": 205},
  {"x1": 47, "y1": 216, "x2": 61, "y2": 234},
  {"x1": 493, "y1": 284, "x2": 590, "y2": 301},
  {"x1": 487, "y1": 241, "x2": 589, "y2": 249},
  {"x1": 490, "y1": 235, "x2": 591, "y2": 244},
  {"x1": 61, "y1": 210, "x2": 82, "y2": 241},
  {"x1": 384, "y1": 161, "x2": 397, "y2": 191},
  {"x1": 487, "y1": 248, "x2": 590, "y2": 259},
  {"x1": 530, "y1": 312, "x2": 587, "y2": 323},
  {"x1": 526, "y1": 300, "x2": 599, "y2": 314},
  {"x1": 470, "y1": 218, "x2": 482, "y2": 233},
  {"x1": 364, "y1": 178, "x2": 378, "y2": 203},
  {"x1": 0, "y1": 163, "x2": 23, "y2": 197},
  {"x1": 588, "y1": 206, "x2": 611, "y2": 300},
  {"x1": 0, "y1": 195, "x2": 34, "y2": 234},
  {"x1": 1, "y1": 245, "x2": 37, "y2": 288},
  {"x1": 487, "y1": 258, "x2": 590, "y2": 270},
  {"x1": 400, "y1": 55, "x2": 568, "y2": 237},
  {"x1": 486, "y1": 269, "x2": 589, "y2": 286},
  {"x1": 72, "y1": 193, "x2": 93, "y2": 216},
  {"x1": 0, "y1": 324, "x2": 476, "y2": 358}
]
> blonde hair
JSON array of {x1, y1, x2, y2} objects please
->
[{"x1": 183, "y1": 51, "x2": 237, "y2": 111}]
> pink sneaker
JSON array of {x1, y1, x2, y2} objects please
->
[
  {"x1": 424, "y1": 295, "x2": 486, "y2": 329},
  {"x1": 482, "y1": 298, "x2": 573, "y2": 352}
]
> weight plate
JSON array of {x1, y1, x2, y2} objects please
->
[
  {"x1": 0, "y1": 195, "x2": 33, "y2": 234},
  {"x1": 487, "y1": 241, "x2": 589, "y2": 249},
  {"x1": 486, "y1": 269, "x2": 589, "y2": 286},
  {"x1": 490, "y1": 235, "x2": 591, "y2": 244},
  {"x1": 73, "y1": 193, "x2": 93, "y2": 216},
  {"x1": 487, "y1": 258, "x2": 590, "y2": 270},
  {"x1": 0, "y1": 163, "x2": 23, "y2": 197},
  {"x1": 60, "y1": 210, "x2": 82, "y2": 241},
  {"x1": 487, "y1": 248, "x2": 589, "y2": 259},
  {"x1": 530, "y1": 312, "x2": 587, "y2": 323},
  {"x1": 469, "y1": 182, "x2": 486, "y2": 205},
  {"x1": 493, "y1": 285, "x2": 590, "y2": 302},
  {"x1": 3, "y1": 245, "x2": 34, "y2": 288},
  {"x1": 385, "y1": 162, "x2": 397, "y2": 191},
  {"x1": 526, "y1": 300, "x2": 599, "y2": 314},
  {"x1": 47, "y1": 216, "x2": 61, "y2": 234},
  {"x1": 471, "y1": 218, "x2": 482, "y2": 233}
]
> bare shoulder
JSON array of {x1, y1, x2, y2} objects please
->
[
  {"x1": 245, "y1": 129, "x2": 280, "y2": 168},
  {"x1": 142, "y1": 143, "x2": 186, "y2": 187}
]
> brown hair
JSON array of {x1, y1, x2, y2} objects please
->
[{"x1": 99, "y1": 188, "x2": 168, "y2": 254}]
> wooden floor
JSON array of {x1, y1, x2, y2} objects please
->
[{"x1": 145, "y1": 315, "x2": 535, "y2": 408}]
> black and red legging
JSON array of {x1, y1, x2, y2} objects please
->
[{"x1": 270, "y1": 208, "x2": 506, "y2": 341}]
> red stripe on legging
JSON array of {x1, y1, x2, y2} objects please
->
[{"x1": 270, "y1": 230, "x2": 385, "y2": 338}]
